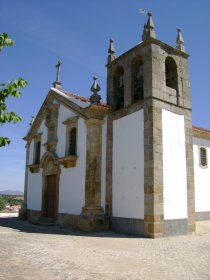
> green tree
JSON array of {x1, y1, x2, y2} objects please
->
[{"x1": 0, "y1": 33, "x2": 28, "y2": 147}]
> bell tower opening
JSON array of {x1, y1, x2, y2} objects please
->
[
  {"x1": 131, "y1": 56, "x2": 144, "y2": 103},
  {"x1": 165, "y1": 56, "x2": 178, "y2": 91},
  {"x1": 113, "y1": 67, "x2": 124, "y2": 110}
]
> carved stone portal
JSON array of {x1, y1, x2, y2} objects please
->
[
  {"x1": 40, "y1": 152, "x2": 60, "y2": 219},
  {"x1": 44, "y1": 104, "x2": 60, "y2": 153}
]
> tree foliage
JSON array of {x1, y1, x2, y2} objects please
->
[{"x1": 0, "y1": 33, "x2": 28, "y2": 147}]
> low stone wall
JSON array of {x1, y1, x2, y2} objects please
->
[
  {"x1": 196, "y1": 211, "x2": 210, "y2": 221},
  {"x1": 112, "y1": 217, "x2": 144, "y2": 236}
]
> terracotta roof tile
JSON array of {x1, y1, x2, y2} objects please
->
[
  {"x1": 61, "y1": 90, "x2": 109, "y2": 108},
  {"x1": 193, "y1": 126, "x2": 210, "y2": 140},
  {"x1": 193, "y1": 126, "x2": 210, "y2": 134}
]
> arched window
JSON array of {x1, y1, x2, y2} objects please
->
[
  {"x1": 113, "y1": 67, "x2": 124, "y2": 110},
  {"x1": 68, "y1": 127, "x2": 77, "y2": 156},
  {"x1": 34, "y1": 140, "x2": 41, "y2": 164},
  {"x1": 63, "y1": 116, "x2": 78, "y2": 159},
  {"x1": 165, "y1": 57, "x2": 178, "y2": 91},
  {"x1": 131, "y1": 57, "x2": 144, "y2": 103},
  {"x1": 199, "y1": 147, "x2": 208, "y2": 168}
]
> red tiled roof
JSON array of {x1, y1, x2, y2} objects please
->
[
  {"x1": 193, "y1": 126, "x2": 210, "y2": 134},
  {"x1": 61, "y1": 91, "x2": 109, "y2": 108},
  {"x1": 193, "y1": 126, "x2": 210, "y2": 140}
]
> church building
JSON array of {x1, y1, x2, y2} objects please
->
[{"x1": 20, "y1": 13, "x2": 210, "y2": 238}]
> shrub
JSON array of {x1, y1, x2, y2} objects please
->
[
  {"x1": 0, "y1": 195, "x2": 23, "y2": 206},
  {"x1": 0, "y1": 196, "x2": 6, "y2": 210}
]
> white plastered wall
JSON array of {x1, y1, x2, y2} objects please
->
[
  {"x1": 27, "y1": 171, "x2": 42, "y2": 210},
  {"x1": 56, "y1": 104, "x2": 77, "y2": 158},
  {"x1": 27, "y1": 120, "x2": 47, "y2": 210},
  {"x1": 112, "y1": 110, "x2": 144, "y2": 219},
  {"x1": 162, "y1": 109, "x2": 188, "y2": 220},
  {"x1": 193, "y1": 137, "x2": 210, "y2": 213},
  {"x1": 57, "y1": 104, "x2": 86, "y2": 214}
]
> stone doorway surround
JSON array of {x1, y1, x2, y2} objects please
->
[{"x1": 40, "y1": 152, "x2": 61, "y2": 219}]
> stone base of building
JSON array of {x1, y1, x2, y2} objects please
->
[
  {"x1": 26, "y1": 209, "x2": 42, "y2": 221},
  {"x1": 77, "y1": 214, "x2": 110, "y2": 232},
  {"x1": 21, "y1": 209, "x2": 109, "y2": 232},
  {"x1": 195, "y1": 211, "x2": 210, "y2": 221},
  {"x1": 112, "y1": 217, "x2": 144, "y2": 236},
  {"x1": 58, "y1": 213, "x2": 109, "y2": 232},
  {"x1": 164, "y1": 219, "x2": 188, "y2": 236},
  {"x1": 20, "y1": 209, "x2": 196, "y2": 237},
  {"x1": 19, "y1": 206, "x2": 28, "y2": 220},
  {"x1": 19, "y1": 208, "x2": 42, "y2": 221}
]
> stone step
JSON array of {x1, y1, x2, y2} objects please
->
[{"x1": 30, "y1": 217, "x2": 60, "y2": 226}]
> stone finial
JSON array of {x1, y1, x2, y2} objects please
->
[
  {"x1": 53, "y1": 60, "x2": 62, "y2": 89},
  {"x1": 107, "y1": 39, "x2": 116, "y2": 64},
  {"x1": 142, "y1": 23, "x2": 147, "y2": 41},
  {"x1": 142, "y1": 12, "x2": 156, "y2": 40},
  {"x1": 176, "y1": 28, "x2": 185, "y2": 52},
  {"x1": 29, "y1": 115, "x2": 35, "y2": 126},
  {"x1": 90, "y1": 76, "x2": 101, "y2": 105}
]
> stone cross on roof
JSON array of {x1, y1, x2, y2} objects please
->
[{"x1": 53, "y1": 61, "x2": 62, "y2": 89}]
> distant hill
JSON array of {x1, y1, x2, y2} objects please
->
[{"x1": 0, "y1": 190, "x2": 24, "y2": 195}]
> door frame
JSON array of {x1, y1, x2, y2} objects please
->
[{"x1": 40, "y1": 152, "x2": 60, "y2": 219}]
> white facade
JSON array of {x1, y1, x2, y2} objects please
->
[
  {"x1": 162, "y1": 109, "x2": 188, "y2": 220},
  {"x1": 27, "y1": 102, "x2": 87, "y2": 215},
  {"x1": 58, "y1": 117, "x2": 87, "y2": 215},
  {"x1": 27, "y1": 172, "x2": 42, "y2": 210},
  {"x1": 193, "y1": 137, "x2": 210, "y2": 213},
  {"x1": 25, "y1": 88, "x2": 210, "y2": 235},
  {"x1": 112, "y1": 110, "x2": 144, "y2": 219}
]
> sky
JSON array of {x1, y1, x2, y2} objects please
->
[{"x1": 0, "y1": 0, "x2": 210, "y2": 192}]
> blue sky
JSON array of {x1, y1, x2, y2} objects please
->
[{"x1": 0, "y1": 0, "x2": 210, "y2": 192}]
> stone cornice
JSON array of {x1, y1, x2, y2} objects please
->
[
  {"x1": 24, "y1": 89, "x2": 111, "y2": 143},
  {"x1": 63, "y1": 116, "x2": 79, "y2": 126},
  {"x1": 28, "y1": 164, "x2": 40, "y2": 173},
  {"x1": 24, "y1": 89, "x2": 88, "y2": 142},
  {"x1": 107, "y1": 37, "x2": 189, "y2": 68},
  {"x1": 28, "y1": 152, "x2": 79, "y2": 170},
  {"x1": 82, "y1": 105, "x2": 111, "y2": 120},
  {"x1": 58, "y1": 155, "x2": 78, "y2": 168}
]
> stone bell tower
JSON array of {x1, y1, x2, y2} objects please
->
[{"x1": 106, "y1": 13, "x2": 195, "y2": 237}]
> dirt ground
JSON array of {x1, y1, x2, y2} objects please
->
[{"x1": 0, "y1": 213, "x2": 210, "y2": 280}]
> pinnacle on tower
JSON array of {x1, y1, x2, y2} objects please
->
[
  {"x1": 141, "y1": 24, "x2": 147, "y2": 41},
  {"x1": 176, "y1": 28, "x2": 185, "y2": 52},
  {"x1": 107, "y1": 39, "x2": 116, "y2": 64},
  {"x1": 90, "y1": 76, "x2": 102, "y2": 105},
  {"x1": 142, "y1": 12, "x2": 156, "y2": 40}
]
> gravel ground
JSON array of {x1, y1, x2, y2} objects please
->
[{"x1": 0, "y1": 214, "x2": 210, "y2": 280}]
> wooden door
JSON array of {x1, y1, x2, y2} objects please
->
[{"x1": 46, "y1": 175, "x2": 57, "y2": 218}]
